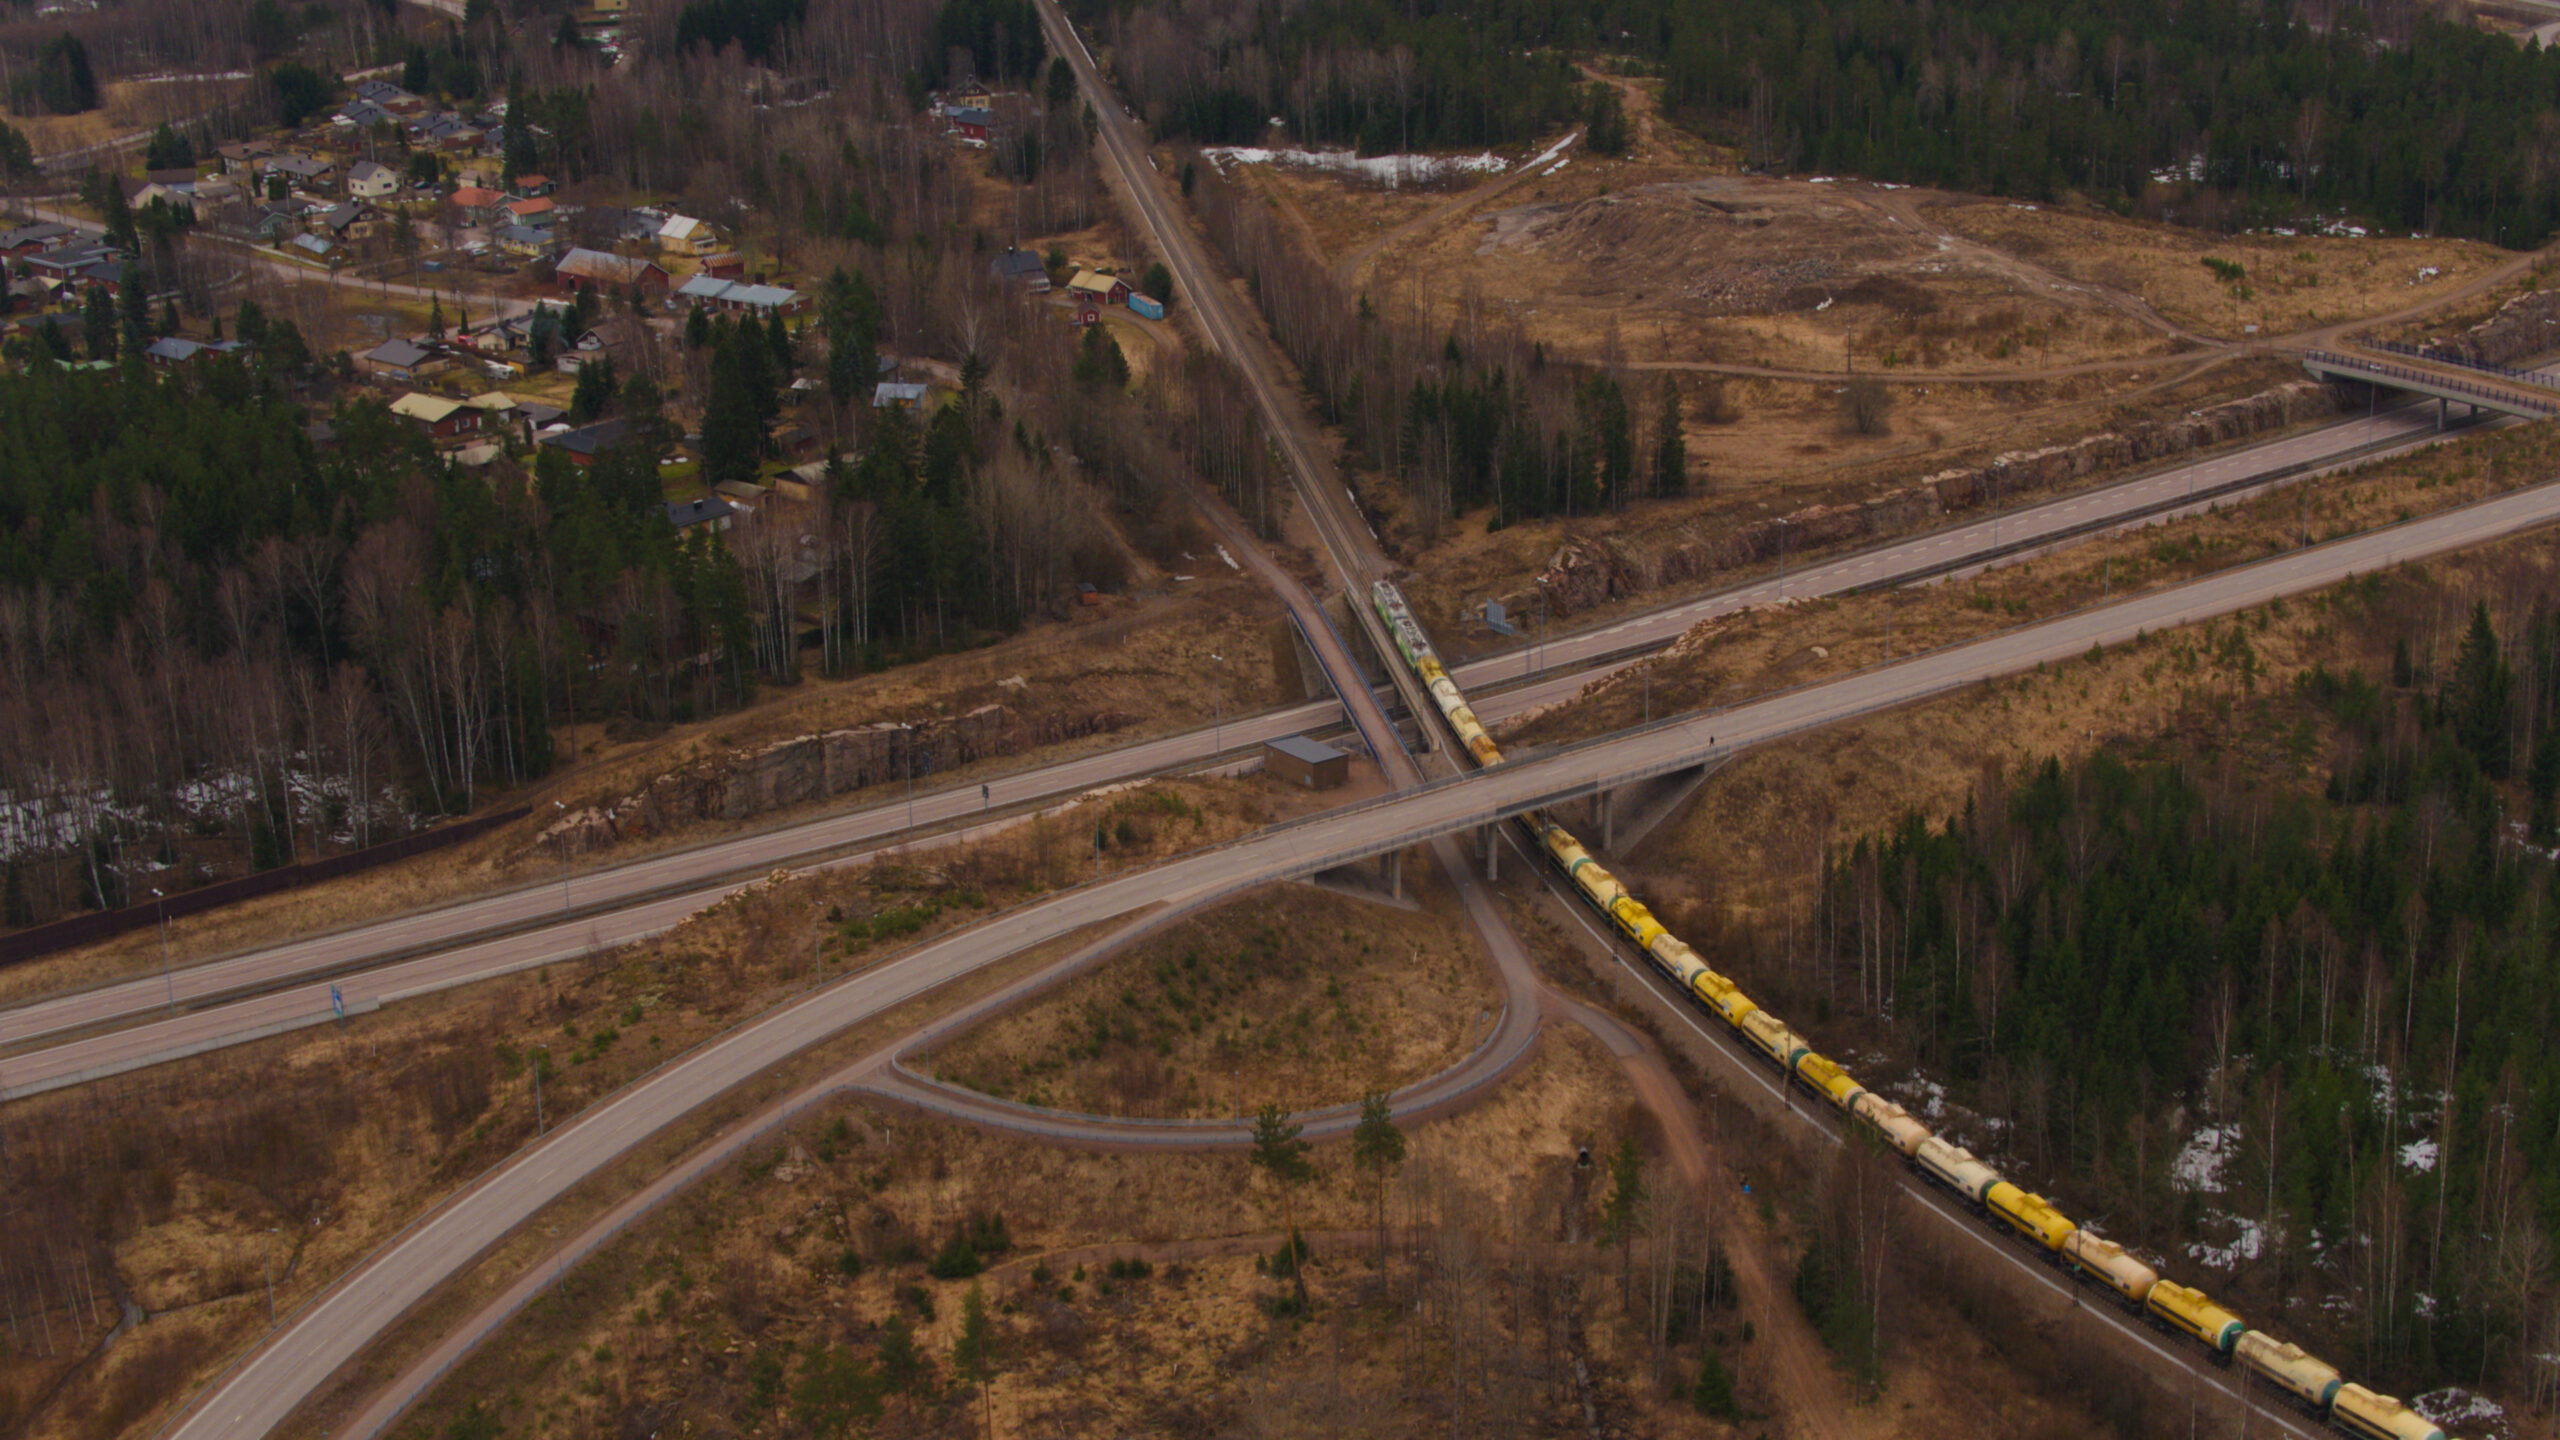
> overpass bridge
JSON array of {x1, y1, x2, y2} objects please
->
[{"x1": 2302, "y1": 342, "x2": 2560, "y2": 421}]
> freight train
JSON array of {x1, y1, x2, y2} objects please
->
[{"x1": 1368, "y1": 581, "x2": 2455, "y2": 1440}]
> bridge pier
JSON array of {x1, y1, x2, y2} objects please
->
[
  {"x1": 1384, "y1": 847, "x2": 1403, "y2": 900},
  {"x1": 1481, "y1": 824, "x2": 1498, "y2": 881}
]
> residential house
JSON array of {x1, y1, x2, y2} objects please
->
[
  {"x1": 410, "y1": 113, "x2": 485, "y2": 150},
  {"x1": 947, "y1": 106, "x2": 992, "y2": 143},
  {"x1": 348, "y1": 161, "x2": 401, "y2": 199},
  {"x1": 1065, "y1": 269, "x2": 1130, "y2": 306},
  {"x1": 389, "y1": 392, "x2": 484, "y2": 441},
  {"x1": 494, "y1": 225, "x2": 558, "y2": 259},
  {"x1": 22, "y1": 244, "x2": 117, "y2": 283},
  {"x1": 987, "y1": 247, "x2": 1049, "y2": 292},
  {"x1": 554, "y1": 248, "x2": 668, "y2": 295},
  {"x1": 698, "y1": 251, "x2": 746, "y2": 280},
  {"x1": 216, "y1": 202, "x2": 300, "y2": 245},
  {"x1": 510, "y1": 173, "x2": 555, "y2": 198},
  {"x1": 555, "y1": 316, "x2": 651, "y2": 375},
  {"x1": 467, "y1": 391, "x2": 564, "y2": 445},
  {"x1": 352, "y1": 79, "x2": 426, "y2": 114},
  {"x1": 144, "y1": 166, "x2": 198, "y2": 193},
  {"x1": 215, "y1": 141, "x2": 275, "y2": 174},
  {"x1": 502, "y1": 196, "x2": 558, "y2": 228},
  {"x1": 76, "y1": 257, "x2": 136, "y2": 294},
  {"x1": 316, "y1": 202, "x2": 375, "y2": 241},
  {"x1": 536, "y1": 416, "x2": 638, "y2": 467},
  {"x1": 335, "y1": 100, "x2": 396, "y2": 129},
  {"x1": 671, "y1": 274, "x2": 804, "y2": 314},
  {"x1": 656, "y1": 214, "x2": 717, "y2": 256},
  {"x1": 872, "y1": 382, "x2": 928, "y2": 410},
  {"x1": 287, "y1": 233, "x2": 339, "y2": 264},
  {"x1": 261, "y1": 154, "x2": 337, "y2": 190},
  {"x1": 948, "y1": 82, "x2": 995, "y2": 112},
  {"x1": 0, "y1": 222, "x2": 74, "y2": 255},
  {"x1": 142, "y1": 336, "x2": 245, "y2": 369},
  {"x1": 120, "y1": 178, "x2": 187, "y2": 211},
  {"x1": 358, "y1": 337, "x2": 440, "y2": 383},
  {"x1": 447, "y1": 186, "x2": 506, "y2": 222},
  {"x1": 664, "y1": 496, "x2": 738, "y2": 533}
]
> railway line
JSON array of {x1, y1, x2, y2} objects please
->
[
  {"x1": 143, "y1": 475, "x2": 2560, "y2": 1440},
  {"x1": 1375, "y1": 575, "x2": 2451, "y2": 1440}
]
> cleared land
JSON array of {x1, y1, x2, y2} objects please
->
[{"x1": 929, "y1": 881, "x2": 1494, "y2": 1118}]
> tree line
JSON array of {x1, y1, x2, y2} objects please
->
[
  {"x1": 1814, "y1": 600, "x2": 2560, "y2": 1394},
  {"x1": 1088, "y1": 0, "x2": 2560, "y2": 246},
  {"x1": 1186, "y1": 149, "x2": 1688, "y2": 538}
]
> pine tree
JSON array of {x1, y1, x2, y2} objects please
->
[
  {"x1": 1249, "y1": 1103, "x2": 1315, "y2": 1308},
  {"x1": 951, "y1": 1282, "x2": 997, "y2": 1437},
  {"x1": 685, "y1": 302, "x2": 711, "y2": 350},
  {"x1": 1692, "y1": 1347, "x2": 1739, "y2": 1418},
  {"x1": 701, "y1": 330, "x2": 762, "y2": 488},
  {"x1": 2448, "y1": 601, "x2": 2514, "y2": 777},
  {"x1": 1651, "y1": 373, "x2": 1688, "y2": 498},
  {"x1": 767, "y1": 309, "x2": 794, "y2": 374},
  {"x1": 1350, "y1": 1090, "x2": 1407, "y2": 1269}
]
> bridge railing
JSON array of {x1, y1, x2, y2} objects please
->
[
  {"x1": 2303, "y1": 351, "x2": 2557, "y2": 415},
  {"x1": 2353, "y1": 336, "x2": 2554, "y2": 388}
]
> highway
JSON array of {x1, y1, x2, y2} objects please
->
[
  {"x1": 0, "y1": 371, "x2": 2508, "y2": 1089},
  {"x1": 155, "y1": 476, "x2": 2560, "y2": 1440}
]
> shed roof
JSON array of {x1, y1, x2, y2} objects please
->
[{"x1": 1265, "y1": 735, "x2": 1345, "y2": 766}]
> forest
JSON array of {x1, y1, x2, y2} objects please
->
[
  {"x1": 1188, "y1": 151, "x2": 1686, "y2": 535},
  {"x1": 0, "y1": 0, "x2": 1296, "y2": 929},
  {"x1": 1082, "y1": 0, "x2": 2560, "y2": 245},
  {"x1": 1814, "y1": 601, "x2": 2560, "y2": 1395}
]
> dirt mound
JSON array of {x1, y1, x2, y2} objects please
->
[{"x1": 1477, "y1": 177, "x2": 1940, "y2": 316}]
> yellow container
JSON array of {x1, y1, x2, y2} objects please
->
[
  {"x1": 2060, "y1": 1231, "x2": 2157, "y2": 1303},
  {"x1": 2234, "y1": 1332, "x2": 2341, "y2": 1412},
  {"x1": 1691, "y1": 971, "x2": 1756, "y2": 1028},
  {"x1": 1736, "y1": 1010, "x2": 1805, "y2": 1069},
  {"x1": 2145, "y1": 1280, "x2": 2244, "y2": 1355},
  {"x1": 1609, "y1": 896, "x2": 1667, "y2": 950},
  {"x1": 1983, "y1": 1182, "x2": 2076, "y2": 1252},
  {"x1": 2330, "y1": 1385, "x2": 2446, "y2": 1440},
  {"x1": 1849, "y1": 1093, "x2": 1932, "y2": 1155},
  {"x1": 1792, "y1": 1052, "x2": 1865, "y2": 1111}
]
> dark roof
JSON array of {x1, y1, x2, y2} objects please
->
[
  {"x1": 538, "y1": 417, "x2": 637, "y2": 458},
  {"x1": 1, "y1": 222, "x2": 74, "y2": 248},
  {"x1": 989, "y1": 248, "x2": 1046, "y2": 280},
  {"x1": 949, "y1": 106, "x2": 992, "y2": 126},
  {"x1": 363, "y1": 338, "x2": 435, "y2": 368},
  {"x1": 1265, "y1": 735, "x2": 1346, "y2": 766},
  {"x1": 664, "y1": 496, "x2": 739, "y2": 529}
]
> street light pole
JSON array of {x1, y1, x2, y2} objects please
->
[
  {"x1": 902, "y1": 724, "x2": 916, "y2": 830},
  {"x1": 1209, "y1": 652, "x2": 1225, "y2": 755},
  {"x1": 150, "y1": 887, "x2": 173, "y2": 1013},
  {"x1": 551, "y1": 799, "x2": 569, "y2": 917},
  {"x1": 533, "y1": 1044, "x2": 549, "y2": 1136}
]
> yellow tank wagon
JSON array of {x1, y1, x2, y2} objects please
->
[
  {"x1": 2234, "y1": 1333, "x2": 2342, "y2": 1413},
  {"x1": 1914, "y1": 1136, "x2": 2002, "y2": 1203},
  {"x1": 2331, "y1": 1386, "x2": 2446, "y2": 1440},
  {"x1": 2060, "y1": 1231, "x2": 2158, "y2": 1304},
  {"x1": 1849, "y1": 1093, "x2": 1932, "y2": 1156},
  {"x1": 1607, "y1": 895, "x2": 1667, "y2": 950},
  {"x1": 1791, "y1": 1052, "x2": 1865, "y2": 1112},
  {"x1": 1735, "y1": 1010, "x2": 1807, "y2": 1071},
  {"x1": 1983, "y1": 1182, "x2": 2076, "y2": 1252},
  {"x1": 1690, "y1": 970, "x2": 1756, "y2": 1029},
  {"x1": 1646, "y1": 933, "x2": 1710, "y2": 991},
  {"x1": 1541, "y1": 828, "x2": 1630, "y2": 908},
  {"x1": 2145, "y1": 1280, "x2": 2245, "y2": 1356}
]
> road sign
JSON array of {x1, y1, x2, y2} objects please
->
[
  {"x1": 329, "y1": 985, "x2": 345, "y2": 1021},
  {"x1": 1484, "y1": 600, "x2": 1516, "y2": 637}
]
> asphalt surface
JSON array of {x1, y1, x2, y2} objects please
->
[
  {"x1": 156, "y1": 479, "x2": 2560, "y2": 1440},
  {"x1": 0, "y1": 378, "x2": 2510, "y2": 1093}
]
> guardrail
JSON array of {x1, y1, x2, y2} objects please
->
[
  {"x1": 2303, "y1": 350, "x2": 2559, "y2": 415},
  {"x1": 2353, "y1": 337, "x2": 2554, "y2": 388}
]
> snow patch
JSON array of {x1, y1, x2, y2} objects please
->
[
  {"x1": 1524, "y1": 131, "x2": 1578, "y2": 171},
  {"x1": 2172, "y1": 1123, "x2": 2242, "y2": 1195},
  {"x1": 2399, "y1": 1137, "x2": 2438, "y2": 1174},
  {"x1": 2186, "y1": 1213, "x2": 2265, "y2": 1269},
  {"x1": 1200, "y1": 146, "x2": 1507, "y2": 188},
  {"x1": 2414, "y1": 1389, "x2": 2505, "y2": 1432}
]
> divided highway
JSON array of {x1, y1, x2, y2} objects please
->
[
  {"x1": 0, "y1": 374, "x2": 2516, "y2": 1092},
  {"x1": 158, "y1": 478, "x2": 2560, "y2": 1440}
]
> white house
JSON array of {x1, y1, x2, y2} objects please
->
[
  {"x1": 656, "y1": 213, "x2": 717, "y2": 257},
  {"x1": 347, "y1": 161, "x2": 401, "y2": 199}
]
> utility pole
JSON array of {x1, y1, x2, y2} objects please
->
[
  {"x1": 533, "y1": 1044, "x2": 549, "y2": 1136},
  {"x1": 264, "y1": 1229, "x2": 278, "y2": 1326},
  {"x1": 902, "y1": 724, "x2": 917, "y2": 830}
]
